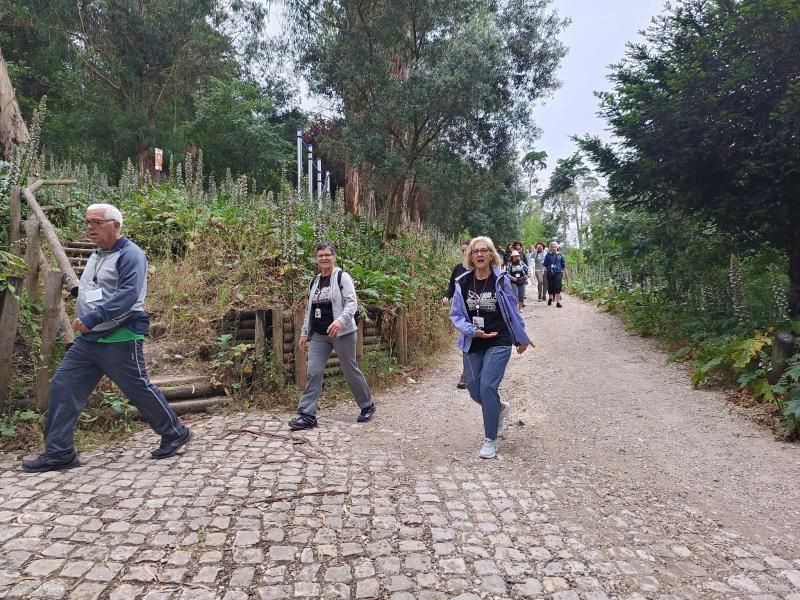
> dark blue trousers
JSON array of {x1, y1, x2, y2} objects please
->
[{"x1": 44, "y1": 338, "x2": 186, "y2": 457}]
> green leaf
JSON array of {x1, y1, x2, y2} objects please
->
[{"x1": 752, "y1": 379, "x2": 776, "y2": 404}]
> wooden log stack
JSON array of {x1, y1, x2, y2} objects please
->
[{"x1": 225, "y1": 305, "x2": 389, "y2": 383}]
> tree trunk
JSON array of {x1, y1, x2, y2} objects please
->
[
  {"x1": 790, "y1": 241, "x2": 800, "y2": 319},
  {"x1": 0, "y1": 49, "x2": 30, "y2": 159},
  {"x1": 385, "y1": 175, "x2": 415, "y2": 236},
  {"x1": 137, "y1": 142, "x2": 149, "y2": 176}
]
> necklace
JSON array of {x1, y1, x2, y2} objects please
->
[{"x1": 472, "y1": 271, "x2": 491, "y2": 316}]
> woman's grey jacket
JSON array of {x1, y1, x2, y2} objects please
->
[{"x1": 300, "y1": 267, "x2": 359, "y2": 338}]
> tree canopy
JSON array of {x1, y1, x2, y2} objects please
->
[
  {"x1": 286, "y1": 0, "x2": 567, "y2": 233},
  {"x1": 580, "y1": 0, "x2": 800, "y2": 314},
  {"x1": 1, "y1": 0, "x2": 276, "y2": 176}
]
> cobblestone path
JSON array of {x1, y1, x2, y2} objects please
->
[{"x1": 1, "y1": 296, "x2": 799, "y2": 599}]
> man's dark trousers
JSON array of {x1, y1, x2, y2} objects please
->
[{"x1": 44, "y1": 337, "x2": 187, "y2": 458}]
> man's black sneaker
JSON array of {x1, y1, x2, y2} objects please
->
[
  {"x1": 547, "y1": 298, "x2": 553, "y2": 305},
  {"x1": 357, "y1": 403, "x2": 376, "y2": 423},
  {"x1": 151, "y1": 428, "x2": 193, "y2": 459},
  {"x1": 21, "y1": 453, "x2": 80, "y2": 473},
  {"x1": 556, "y1": 302, "x2": 563, "y2": 308},
  {"x1": 289, "y1": 413, "x2": 318, "y2": 430}
]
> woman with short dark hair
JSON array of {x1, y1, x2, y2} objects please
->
[{"x1": 289, "y1": 242, "x2": 375, "y2": 429}]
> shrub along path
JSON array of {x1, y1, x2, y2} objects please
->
[{"x1": 1, "y1": 294, "x2": 799, "y2": 598}]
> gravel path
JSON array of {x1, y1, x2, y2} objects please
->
[{"x1": 1, "y1": 293, "x2": 799, "y2": 599}]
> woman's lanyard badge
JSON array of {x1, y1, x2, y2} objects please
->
[
  {"x1": 471, "y1": 274, "x2": 489, "y2": 329},
  {"x1": 314, "y1": 276, "x2": 327, "y2": 319}
]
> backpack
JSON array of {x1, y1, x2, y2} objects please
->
[{"x1": 310, "y1": 269, "x2": 361, "y2": 324}]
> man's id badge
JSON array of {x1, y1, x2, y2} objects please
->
[
  {"x1": 315, "y1": 308, "x2": 322, "y2": 319},
  {"x1": 85, "y1": 288, "x2": 103, "y2": 302},
  {"x1": 472, "y1": 316, "x2": 485, "y2": 328}
]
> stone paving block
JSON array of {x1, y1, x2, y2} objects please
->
[{"x1": 110, "y1": 583, "x2": 144, "y2": 599}]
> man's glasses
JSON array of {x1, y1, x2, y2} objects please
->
[
  {"x1": 316, "y1": 253, "x2": 334, "y2": 259},
  {"x1": 471, "y1": 248, "x2": 490, "y2": 255},
  {"x1": 84, "y1": 219, "x2": 114, "y2": 228}
]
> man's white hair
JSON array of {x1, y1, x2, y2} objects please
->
[{"x1": 86, "y1": 203, "x2": 123, "y2": 227}]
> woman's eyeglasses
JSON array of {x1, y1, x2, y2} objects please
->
[{"x1": 471, "y1": 248, "x2": 490, "y2": 255}]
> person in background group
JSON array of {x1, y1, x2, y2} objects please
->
[
  {"x1": 289, "y1": 241, "x2": 375, "y2": 430},
  {"x1": 531, "y1": 242, "x2": 548, "y2": 301},
  {"x1": 505, "y1": 250, "x2": 530, "y2": 310},
  {"x1": 512, "y1": 241, "x2": 528, "y2": 266},
  {"x1": 450, "y1": 236, "x2": 531, "y2": 459},
  {"x1": 442, "y1": 239, "x2": 471, "y2": 389},
  {"x1": 22, "y1": 204, "x2": 192, "y2": 472},
  {"x1": 502, "y1": 243, "x2": 514, "y2": 266},
  {"x1": 544, "y1": 241, "x2": 568, "y2": 308}
]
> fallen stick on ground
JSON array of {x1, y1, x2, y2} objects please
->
[{"x1": 247, "y1": 487, "x2": 348, "y2": 505}]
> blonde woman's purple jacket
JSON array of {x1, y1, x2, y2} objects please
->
[{"x1": 449, "y1": 267, "x2": 531, "y2": 353}]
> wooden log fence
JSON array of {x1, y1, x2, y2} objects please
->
[
  {"x1": 227, "y1": 301, "x2": 404, "y2": 384},
  {"x1": 0, "y1": 179, "x2": 79, "y2": 409}
]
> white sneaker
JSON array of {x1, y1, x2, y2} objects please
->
[
  {"x1": 498, "y1": 401, "x2": 510, "y2": 434},
  {"x1": 479, "y1": 438, "x2": 497, "y2": 459}
]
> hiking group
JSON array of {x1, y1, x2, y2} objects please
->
[{"x1": 20, "y1": 203, "x2": 566, "y2": 471}]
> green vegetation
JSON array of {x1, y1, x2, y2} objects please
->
[
  {"x1": 0, "y1": 132, "x2": 456, "y2": 446},
  {"x1": 580, "y1": 0, "x2": 800, "y2": 316}
]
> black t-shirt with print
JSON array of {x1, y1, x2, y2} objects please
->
[
  {"x1": 311, "y1": 275, "x2": 335, "y2": 335},
  {"x1": 465, "y1": 272, "x2": 511, "y2": 353}
]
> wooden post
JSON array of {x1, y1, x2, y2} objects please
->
[
  {"x1": 0, "y1": 277, "x2": 22, "y2": 409},
  {"x1": 356, "y1": 318, "x2": 365, "y2": 361},
  {"x1": 253, "y1": 309, "x2": 266, "y2": 378},
  {"x1": 35, "y1": 271, "x2": 63, "y2": 411},
  {"x1": 270, "y1": 306, "x2": 285, "y2": 377},
  {"x1": 293, "y1": 304, "x2": 308, "y2": 389},
  {"x1": 767, "y1": 331, "x2": 797, "y2": 384},
  {"x1": 38, "y1": 248, "x2": 74, "y2": 346},
  {"x1": 396, "y1": 306, "x2": 408, "y2": 365},
  {"x1": 23, "y1": 215, "x2": 40, "y2": 300},
  {"x1": 20, "y1": 186, "x2": 80, "y2": 294},
  {"x1": 9, "y1": 185, "x2": 21, "y2": 254}
]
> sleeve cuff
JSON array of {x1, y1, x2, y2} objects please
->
[{"x1": 79, "y1": 312, "x2": 102, "y2": 330}]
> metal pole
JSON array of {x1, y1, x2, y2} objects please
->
[
  {"x1": 296, "y1": 129, "x2": 303, "y2": 193},
  {"x1": 316, "y1": 158, "x2": 322, "y2": 205},
  {"x1": 307, "y1": 144, "x2": 313, "y2": 200},
  {"x1": 325, "y1": 171, "x2": 331, "y2": 197}
]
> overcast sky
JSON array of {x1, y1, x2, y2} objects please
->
[{"x1": 532, "y1": 0, "x2": 668, "y2": 182}]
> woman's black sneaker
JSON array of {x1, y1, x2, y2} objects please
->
[
  {"x1": 547, "y1": 298, "x2": 553, "y2": 305},
  {"x1": 556, "y1": 302, "x2": 563, "y2": 308},
  {"x1": 289, "y1": 413, "x2": 318, "y2": 430},
  {"x1": 357, "y1": 404, "x2": 376, "y2": 423}
]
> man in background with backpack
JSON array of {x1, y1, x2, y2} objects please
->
[{"x1": 288, "y1": 241, "x2": 375, "y2": 430}]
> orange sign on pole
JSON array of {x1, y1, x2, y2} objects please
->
[{"x1": 154, "y1": 148, "x2": 163, "y2": 172}]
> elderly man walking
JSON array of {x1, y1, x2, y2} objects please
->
[{"x1": 21, "y1": 204, "x2": 192, "y2": 472}]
